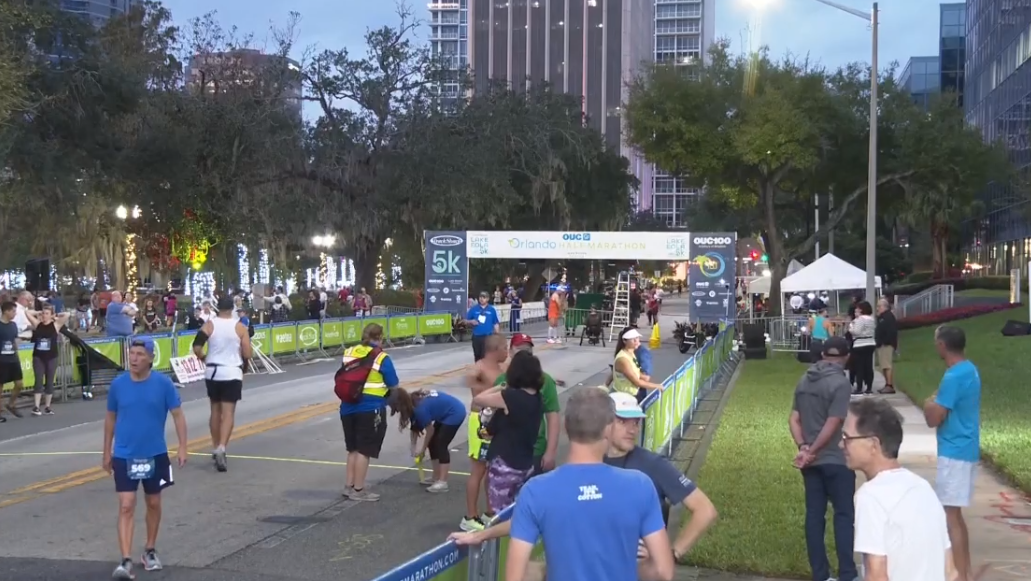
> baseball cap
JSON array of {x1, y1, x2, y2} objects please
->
[
  {"x1": 130, "y1": 336, "x2": 155, "y2": 357},
  {"x1": 610, "y1": 392, "x2": 646, "y2": 419},
  {"x1": 821, "y1": 337, "x2": 850, "y2": 357},
  {"x1": 621, "y1": 328, "x2": 643, "y2": 341},
  {"x1": 479, "y1": 291, "x2": 490, "y2": 298},
  {"x1": 510, "y1": 333, "x2": 534, "y2": 349}
]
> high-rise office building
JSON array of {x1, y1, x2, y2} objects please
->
[
  {"x1": 186, "y1": 49, "x2": 303, "y2": 119},
  {"x1": 648, "y1": 0, "x2": 716, "y2": 228},
  {"x1": 962, "y1": 0, "x2": 1031, "y2": 273},
  {"x1": 61, "y1": 0, "x2": 135, "y2": 26},
  {"x1": 428, "y1": 1, "x2": 468, "y2": 103},
  {"x1": 899, "y1": 56, "x2": 941, "y2": 110},
  {"x1": 940, "y1": 3, "x2": 965, "y2": 106}
]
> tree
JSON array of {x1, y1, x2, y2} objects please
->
[{"x1": 626, "y1": 41, "x2": 1015, "y2": 311}]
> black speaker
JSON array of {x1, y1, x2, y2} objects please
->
[
  {"x1": 1001, "y1": 320, "x2": 1031, "y2": 336},
  {"x1": 24, "y1": 258, "x2": 50, "y2": 292},
  {"x1": 743, "y1": 323, "x2": 766, "y2": 349},
  {"x1": 743, "y1": 345, "x2": 767, "y2": 360}
]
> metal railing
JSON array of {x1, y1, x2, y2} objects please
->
[
  {"x1": 895, "y1": 284, "x2": 954, "y2": 319},
  {"x1": 735, "y1": 315, "x2": 850, "y2": 353},
  {"x1": 364, "y1": 323, "x2": 739, "y2": 581}
]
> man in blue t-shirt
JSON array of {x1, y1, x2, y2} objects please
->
[
  {"x1": 452, "y1": 388, "x2": 674, "y2": 581},
  {"x1": 465, "y1": 291, "x2": 500, "y2": 363},
  {"x1": 922, "y1": 325, "x2": 981, "y2": 581},
  {"x1": 105, "y1": 290, "x2": 137, "y2": 338},
  {"x1": 103, "y1": 337, "x2": 188, "y2": 579}
]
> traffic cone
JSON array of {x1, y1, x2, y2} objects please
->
[{"x1": 649, "y1": 323, "x2": 661, "y2": 350}]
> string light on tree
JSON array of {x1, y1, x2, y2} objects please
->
[
  {"x1": 312, "y1": 235, "x2": 335, "y2": 289},
  {"x1": 258, "y1": 249, "x2": 271, "y2": 284},
  {"x1": 237, "y1": 244, "x2": 251, "y2": 292},
  {"x1": 125, "y1": 233, "x2": 138, "y2": 295},
  {"x1": 326, "y1": 256, "x2": 338, "y2": 289}
]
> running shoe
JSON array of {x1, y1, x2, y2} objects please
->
[
  {"x1": 427, "y1": 481, "x2": 449, "y2": 493},
  {"x1": 342, "y1": 485, "x2": 354, "y2": 498},
  {"x1": 112, "y1": 558, "x2": 134, "y2": 579},
  {"x1": 348, "y1": 489, "x2": 381, "y2": 502},
  {"x1": 5, "y1": 404, "x2": 22, "y2": 418},
  {"x1": 44, "y1": 407, "x2": 54, "y2": 415},
  {"x1": 141, "y1": 549, "x2": 162, "y2": 571},
  {"x1": 31, "y1": 407, "x2": 42, "y2": 416},
  {"x1": 214, "y1": 450, "x2": 228, "y2": 472},
  {"x1": 459, "y1": 516, "x2": 485, "y2": 532},
  {"x1": 0, "y1": 416, "x2": 6, "y2": 423}
]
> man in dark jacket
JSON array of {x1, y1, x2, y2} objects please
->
[
  {"x1": 875, "y1": 298, "x2": 898, "y2": 394},
  {"x1": 788, "y1": 337, "x2": 857, "y2": 581}
]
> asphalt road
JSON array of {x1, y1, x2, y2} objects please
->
[{"x1": 0, "y1": 335, "x2": 624, "y2": 581}]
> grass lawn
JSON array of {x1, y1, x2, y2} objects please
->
[
  {"x1": 955, "y1": 288, "x2": 1011, "y2": 298},
  {"x1": 683, "y1": 353, "x2": 826, "y2": 579},
  {"x1": 894, "y1": 308, "x2": 1031, "y2": 493},
  {"x1": 684, "y1": 308, "x2": 1031, "y2": 578}
]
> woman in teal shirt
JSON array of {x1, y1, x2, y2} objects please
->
[{"x1": 807, "y1": 301, "x2": 834, "y2": 360}]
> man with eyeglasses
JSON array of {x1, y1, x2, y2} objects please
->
[
  {"x1": 789, "y1": 336, "x2": 858, "y2": 581},
  {"x1": 842, "y1": 398, "x2": 954, "y2": 581}
]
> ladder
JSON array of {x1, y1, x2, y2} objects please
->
[{"x1": 610, "y1": 271, "x2": 631, "y2": 341}]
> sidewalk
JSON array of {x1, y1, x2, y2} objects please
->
[{"x1": 879, "y1": 385, "x2": 1031, "y2": 581}]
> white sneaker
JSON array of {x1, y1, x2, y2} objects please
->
[
  {"x1": 427, "y1": 481, "x2": 449, "y2": 493},
  {"x1": 547, "y1": 339, "x2": 556, "y2": 344}
]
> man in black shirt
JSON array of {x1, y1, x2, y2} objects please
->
[
  {"x1": 875, "y1": 299, "x2": 898, "y2": 394},
  {"x1": 0, "y1": 301, "x2": 26, "y2": 421},
  {"x1": 604, "y1": 392, "x2": 718, "y2": 561}
]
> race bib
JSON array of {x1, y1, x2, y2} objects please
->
[
  {"x1": 128, "y1": 458, "x2": 155, "y2": 480},
  {"x1": 37, "y1": 339, "x2": 51, "y2": 352},
  {"x1": 477, "y1": 315, "x2": 486, "y2": 324},
  {"x1": 0, "y1": 341, "x2": 13, "y2": 355}
]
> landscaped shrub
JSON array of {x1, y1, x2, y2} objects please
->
[
  {"x1": 889, "y1": 275, "x2": 1025, "y2": 297},
  {"x1": 897, "y1": 303, "x2": 1022, "y2": 330}
]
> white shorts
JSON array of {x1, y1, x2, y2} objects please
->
[{"x1": 936, "y1": 456, "x2": 977, "y2": 508}]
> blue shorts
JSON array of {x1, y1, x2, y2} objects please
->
[{"x1": 112, "y1": 453, "x2": 174, "y2": 495}]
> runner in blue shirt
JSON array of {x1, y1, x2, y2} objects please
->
[
  {"x1": 465, "y1": 291, "x2": 500, "y2": 362},
  {"x1": 103, "y1": 337, "x2": 188, "y2": 579},
  {"x1": 398, "y1": 389, "x2": 467, "y2": 493}
]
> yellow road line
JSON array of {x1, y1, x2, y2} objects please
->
[
  {"x1": 0, "y1": 451, "x2": 470, "y2": 475},
  {"x1": 0, "y1": 364, "x2": 471, "y2": 509}
]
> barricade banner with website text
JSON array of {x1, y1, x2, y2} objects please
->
[
  {"x1": 389, "y1": 314, "x2": 418, "y2": 340},
  {"x1": 688, "y1": 233, "x2": 737, "y2": 323},
  {"x1": 272, "y1": 323, "x2": 297, "y2": 355},
  {"x1": 466, "y1": 230, "x2": 691, "y2": 261},
  {"x1": 368, "y1": 541, "x2": 469, "y2": 581},
  {"x1": 252, "y1": 325, "x2": 271, "y2": 356},
  {"x1": 176, "y1": 331, "x2": 198, "y2": 358},
  {"x1": 424, "y1": 230, "x2": 469, "y2": 314},
  {"x1": 321, "y1": 319, "x2": 343, "y2": 348},
  {"x1": 419, "y1": 312, "x2": 452, "y2": 336}
]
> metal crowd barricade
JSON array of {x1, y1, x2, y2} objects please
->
[
  {"x1": 363, "y1": 321, "x2": 740, "y2": 581},
  {"x1": 7, "y1": 309, "x2": 459, "y2": 406}
]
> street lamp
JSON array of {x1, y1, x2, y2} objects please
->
[
  {"x1": 812, "y1": 0, "x2": 879, "y2": 301},
  {"x1": 312, "y1": 235, "x2": 336, "y2": 288}
]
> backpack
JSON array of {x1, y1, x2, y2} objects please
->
[{"x1": 334, "y1": 347, "x2": 382, "y2": 404}]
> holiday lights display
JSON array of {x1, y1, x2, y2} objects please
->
[
  {"x1": 258, "y1": 249, "x2": 271, "y2": 284},
  {"x1": 125, "y1": 233, "x2": 139, "y2": 295},
  {"x1": 318, "y1": 252, "x2": 328, "y2": 288},
  {"x1": 237, "y1": 244, "x2": 251, "y2": 292},
  {"x1": 326, "y1": 257, "x2": 338, "y2": 288}
]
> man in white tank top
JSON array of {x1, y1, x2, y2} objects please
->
[{"x1": 193, "y1": 296, "x2": 252, "y2": 472}]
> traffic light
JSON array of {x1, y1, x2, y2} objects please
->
[
  {"x1": 761, "y1": 253, "x2": 768, "y2": 262},
  {"x1": 750, "y1": 250, "x2": 759, "y2": 260}
]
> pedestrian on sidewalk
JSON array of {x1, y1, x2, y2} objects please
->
[
  {"x1": 874, "y1": 299, "x2": 898, "y2": 394},
  {"x1": 788, "y1": 337, "x2": 859, "y2": 581},
  {"x1": 922, "y1": 325, "x2": 981, "y2": 581},
  {"x1": 844, "y1": 397, "x2": 955, "y2": 581}
]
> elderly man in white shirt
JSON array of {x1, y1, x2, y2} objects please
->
[{"x1": 14, "y1": 291, "x2": 35, "y2": 340}]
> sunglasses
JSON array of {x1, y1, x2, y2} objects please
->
[{"x1": 841, "y1": 433, "x2": 877, "y2": 443}]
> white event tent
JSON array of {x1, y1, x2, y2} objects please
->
[{"x1": 779, "y1": 253, "x2": 881, "y2": 315}]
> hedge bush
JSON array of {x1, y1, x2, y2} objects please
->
[
  {"x1": 897, "y1": 303, "x2": 1022, "y2": 330},
  {"x1": 888, "y1": 275, "x2": 1024, "y2": 297}
]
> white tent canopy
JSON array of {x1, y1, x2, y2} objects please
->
[
  {"x1": 744, "y1": 259, "x2": 805, "y2": 295},
  {"x1": 780, "y1": 253, "x2": 882, "y2": 294}
]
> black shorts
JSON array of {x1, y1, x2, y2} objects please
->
[
  {"x1": 112, "y1": 453, "x2": 175, "y2": 495},
  {"x1": 206, "y1": 379, "x2": 243, "y2": 403},
  {"x1": 428, "y1": 422, "x2": 461, "y2": 464},
  {"x1": 0, "y1": 360, "x2": 23, "y2": 385},
  {"x1": 472, "y1": 335, "x2": 488, "y2": 362},
  {"x1": 341, "y1": 408, "x2": 388, "y2": 458}
]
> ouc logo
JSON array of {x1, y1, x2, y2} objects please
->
[
  {"x1": 693, "y1": 236, "x2": 733, "y2": 246},
  {"x1": 562, "y1": 233, "x2": 591, "y2": 241},
  {"x1": 429, "y1": 235, "x2": 464, "y2": 247}
]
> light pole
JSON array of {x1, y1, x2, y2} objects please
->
[
  {"x1": 812, "y1": 0, "x2": 879, "y2": 300},
  {"x1": 312, "y1": 235, "x2": 336, "y2": 288}
]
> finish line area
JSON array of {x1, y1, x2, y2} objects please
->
[{"x1": 0, "y1": 340, "x2": 614, "y2": 581}]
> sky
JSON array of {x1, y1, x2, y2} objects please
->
[{"x1": 155, "y1": 0, "x2": 947, "y2": 118}]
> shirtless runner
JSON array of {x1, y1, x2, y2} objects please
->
[{"x1": 461, "y1": 334, "x2": 508, "y2": 531}]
